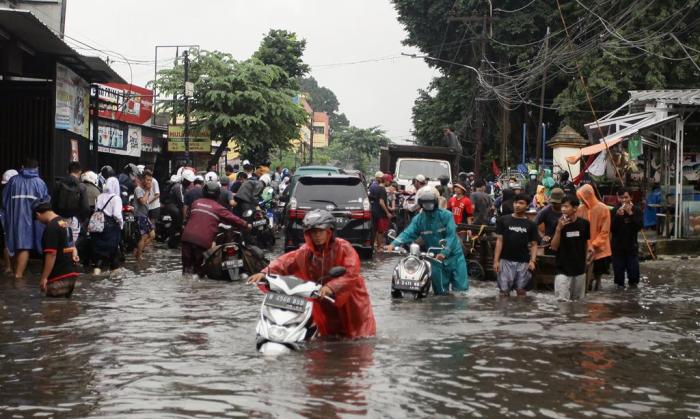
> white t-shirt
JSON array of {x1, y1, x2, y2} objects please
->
[{"x1": 148, "y1": 178, "x2": 161, "y2": 210}]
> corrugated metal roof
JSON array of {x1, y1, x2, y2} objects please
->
[{"x1": 628, "y1": 89, "x2": 700, "y2": 105}]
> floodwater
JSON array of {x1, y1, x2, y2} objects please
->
[{"x1": 1, "y1": 245, "x2": 699, "y2": 418}]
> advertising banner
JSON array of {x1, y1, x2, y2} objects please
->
[
  {"x1": 98, "y1": 83, "x2": 153, "y2": 126},
  {"x1": 167, "y1": 125, "x2": 211, "y2": 153},
  {"x1": 96, "y1": 122, "x2": 142, "y2": 157},
  {"x1": 55, "y1": 63, "x2": 90, "y2": 138}
]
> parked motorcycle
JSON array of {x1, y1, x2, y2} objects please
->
[
  {"x1": 389, "y1": 236, "x2": 445, "y2": 299},
  {"x1": 120, "y1": 194, "x2": 140, "y2": 256},
  {"x1": 155, "y1": 205, "x2": 181, "y2": 249},
  {"x1": 243, "y1": 208, "x2": 276, "y2": 249},
  {"x1": 254, "y1": 266, "x2": 346, "y2": 355},
  {"x1": 200, "y1": 224, "x2": 269, "y2": 281}
]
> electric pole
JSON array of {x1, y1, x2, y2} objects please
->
[
  {"x1": 535, "y1": 26, "x2": 550, "y2": 170},
  {"x1": 183, "y1": 50, "x2": 191, "y2": 166}
]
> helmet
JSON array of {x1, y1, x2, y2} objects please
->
[
  {"x1": 204, "y1": 171, "x2": 219, "y2": 182},
  {"x1": 529, "y1": 169, "x2": 538, "y2": 176},
  {"x1": 202, "y1": 181, "x2": 220, "y2": 199},
  {"x1": 302, "y1": 209, "x2": 336, "y2": 231},
  {"x1": 170, "y1": 174, "x2": 181, "y2": 183},
  {"x1": 136, "y1": 164, "x2": 146, "y2": 174},
  {"x1": 2, "y1": 169, "x2": 18, "y2": 185},
  {"x1": 416, "y1": 187, "x2": 439, "y2": 212},
  {"x1": 259, "y1": 173, "x2": 271, "y2": 186},
  {"x1": 415, "y1": 174, "x2": 426, "y2": 183},
  {"x1": 194, "y1": 174, "x2": 204, "y2": 184},
  {"x1": 439, "y1": 174, "x2": 450, "y2": 186},
  {"x1": 181, "y1": 169, "x2": 195, "y2": 183},
  {"x1": 282, "y1": 168, "x2": 290, "y2": 177},
  {"x1": 100, "y1": 165, "x2": 115, "y2": 180},
  {"x1": 81, "y1": 171, "x2": 99, "y2": 187},
  {"x1": 466, "y1": 172, "x2": 475, "y2": 177},
  {"x1": 123, "y1": 163, "x2": 139, "y2": 175}
]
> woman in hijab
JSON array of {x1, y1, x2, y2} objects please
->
[{"x1": 91, "y1": 177, "x2": 123, "y2": 273}]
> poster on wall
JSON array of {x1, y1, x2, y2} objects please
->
[
  {"x1": 683, "y1": 153, "x2": 700, "y2": 182},
  {"x1": 70, "y1": 139, "x2": 79, "y2": 162},
  {"x1": 55, "y1": 63, "x2": 90, "y2": 138},
  {"x1": 98, "y1": 83, "x2": 154, "y2": 126},
  {"x1": 96, "y1": 122, "x2": 142, "y2": 157},
  {"x1": 167, "y1": 125, "x2": 211, "y2": 153}
]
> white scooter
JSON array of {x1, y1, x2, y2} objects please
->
[
  {"x1": 388, "y1": 231, "x2": 445, "y2": 299},
  {"x1": 254, "y1": 266, "x2": 346, "y2": 355}
]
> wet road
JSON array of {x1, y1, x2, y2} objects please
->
[{"x1": 1, "y1": 244, "x2": 699, "y2": 418}]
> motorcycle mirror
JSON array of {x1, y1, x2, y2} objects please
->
[
  {"x1": 243, "y1": 209, "x2": 253, "y2": 217},
  {"x1": 328, "y1": 266, "x2": 346, "y2": 278},
  {"x1": 439, "y1": 239, "x2": 447, "y2": 247},
  {"x1": 387, "y1": 229, "x2": 397, "y2": 240}
]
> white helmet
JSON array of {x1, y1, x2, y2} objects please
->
[
  {"x1": 194, "y1": 175, "x2": 204, "y2": 182},
  {"x1": 81, "y1": 171, "x2": 99, "y2": 187},
  {"x1": 204, "y1": 171, "x2": 219, "y2": 182},
  {"x1": 170, "y1": 174, "x2": 182, "y2": 183},
  {"x1": 181, "y1": 169, "x2": 195, "y2": 183},
  {"x1": 416, "y1": 186, "x2": 439, "y2": 212},
  {"x1": 259, "y1": 173, "x2": 271, "y2": 186}
]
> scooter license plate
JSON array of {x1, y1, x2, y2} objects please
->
[
  {"x1": 394, "y1": 279, "x2": 423, "y2": 291},
  {"x1": 264, "y1": 292, "x2": 307, "y2": 313},
  {"x1": 222, "y1": 259, "x2": 243, "y2": 269},
  {"x1": 125, "y1": 214, "x2": 135, "y2": 222},
  {"x1": 162, "y1": 215, "x2": 172, "y2": 221},
  {"x1": 252, "y1": 219, "x2": 267, "y2": 227}
]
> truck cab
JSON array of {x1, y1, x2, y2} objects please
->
[
  {"x1": 379, "y1": 144, "x2": 460, "y2": 191},
  {"x1": 395, "y1": 158, "x2": 452, "y2": 190}
]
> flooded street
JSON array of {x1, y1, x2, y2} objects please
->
[{"x1": 1, "y1": 245, "x2": 699, "y2": 418}]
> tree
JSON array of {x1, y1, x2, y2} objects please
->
[
  {"x1": 254, "y1": 29, "x2": 310, "y2": 89},
  {"x1": 153, "y1": 49, "x2": 308, "y2": 165},
  {"x1": 392, "y1": 0, "x2": 700, "y2": 172},
  {"x1": 299, "y1": 76, "x2": 339, "y2": 114},
  {"x1": 328, "y1": 126, "x2": 390, "y2": 173}
]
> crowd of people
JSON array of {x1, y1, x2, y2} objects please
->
[{"x1": 367, "y1": 168, "x2": 644, "y2": 301}]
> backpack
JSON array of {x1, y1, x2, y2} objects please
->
[
  {"x1": 88, "y1": 195, "x2": 115, "y2": 234},
  {"x1": 54, "y1": 178, "x2": 82, "y2": 217}
]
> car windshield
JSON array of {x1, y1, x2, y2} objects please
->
[
  {"x1": 294, "y1": 178, "x2": 366, "y2": 207},
  {"x1": 397, "y1": 159, "x2": 451, "y2": 180}
]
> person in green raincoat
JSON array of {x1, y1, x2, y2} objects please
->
[
  {"x1": 385, "y1": 187, "x2": 468, "y2": 295},
  {"x1": 542, "y1": 169, "x2": 556, "y2": 197}
]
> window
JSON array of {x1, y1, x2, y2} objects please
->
[{"x1": 313, "y1": 126, "x2": 325, "y2": 135}]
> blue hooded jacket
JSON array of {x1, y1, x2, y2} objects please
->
[
  {"x1": 2, "y1": 168, "x2": 49, "y2": 255},
  {"x1": 391, "y1": 208, "x2": 469, "y2": 294}
]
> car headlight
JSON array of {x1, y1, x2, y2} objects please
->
[{"x1": 403, "y1": 257, "x2": 422, "y2": 275}]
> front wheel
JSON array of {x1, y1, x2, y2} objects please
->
[{"x1": 467, "y1": 260, "x2": 485, "y2": 281}]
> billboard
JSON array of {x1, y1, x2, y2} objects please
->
[
  {"x1": 55, "y1": 63, "x2": 90, "y2": 138},
  {"x1": 167, "y1": 125, "x2": 211, "y2": 153},
  {"x1": 95, "y1": 121, "x2": 142, "y2": 157},
  {"x1": 98, "y1": 83, "x2": 153, "y2": 126}
]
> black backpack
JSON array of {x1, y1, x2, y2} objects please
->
[{"x1": 54, "y1": 178, "x2": 82, "y2": 217}]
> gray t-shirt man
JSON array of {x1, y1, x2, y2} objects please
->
[{"x1": 134, "y1": 186, "x2": 150, "y2": 218}]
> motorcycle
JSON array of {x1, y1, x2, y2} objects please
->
[
  {"x1": 201, "y1": 224, "x2": 269, "y2": 281},
  {"x1": 155, "y1": 205, "x2": 181, "y2": 249},
  {"x1": 120, "y1": 193, "x2": 140, "y2": 255},
  {"x1": 254, "y1": 266, "x2": 346, "y2": 355},
  {"x1": 243, "y1": 208, "x2": 276, "y2": 249},
  {"x1": 388, "y1": 234, "x2": 445, "y2": 299}
]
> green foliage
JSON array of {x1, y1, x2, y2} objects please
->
[
  {"x1": 154, "y1": 48, "x2": 307, "y2": 162},
  {"x1": 328, "y1": 126, "x2": 390, "y2": 173},
  {"x1": 254, "y1": 29, "x2": 310, "y2": 89},
  {"x1": 298, "y1": 76, "x2": 339, "y2": 114}
]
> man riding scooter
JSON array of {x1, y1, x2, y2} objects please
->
[
  {"x1": 385, "y1": 187, "x2": 468, "y2": 295},
  {"x1": 181, "y1": 182, "x2": 251, "y2": 275},
  {"x1": 247, "y1": 210, "x2": 376, "y2": 338}
]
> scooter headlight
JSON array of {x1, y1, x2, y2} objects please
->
[
  {"x1": 403, "y1": 257, "x2": 422, "y2": 275},
  {"x1": 269, "y1": 326, "x2": 288, "y2": 341}
]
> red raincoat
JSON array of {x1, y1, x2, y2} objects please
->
[{"x1": 266, "y1": 232, "x2": 376, "y2": 338}]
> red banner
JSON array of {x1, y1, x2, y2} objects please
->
[{"x1": 98, "y1": 83, "x2": 153, "y2": 126}]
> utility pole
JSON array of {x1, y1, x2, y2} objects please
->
[
  {"x1": 535, "y1": 26, "x2": 550, "y2": 170},
  {"x1": 448, "y1": 11, "x2": 497, "y2": 177},
  {"x1": 308, "y1": 112, "x2": 314, "y2": 165},
  {"x1": 183, "y1": 50, "x2": 191, "y2": 166}
]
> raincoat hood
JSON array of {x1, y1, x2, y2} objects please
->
[
  {"x1": 303, "y1": 228, "x2": 336, "y2": 256},
  {"x1": 103, "y1": 177, "x2": 120, "y2": 196},
  {"x1": 576, "y1": 184, "x2": 600, "y2": 209},
  {"x1": 20, "y1": 168, "x2": 40, "y2": 178}
]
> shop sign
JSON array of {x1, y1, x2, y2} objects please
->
[
  {"x1": 97, "y1": 83, "x2": 153, "y2": 126},
  {"x1": 167, "y1": 125, "x2": 211, "y2": 153},
  {"x1": 95, "y1": 122, "x2": 142, "y2": 157},
  {"x1": 55, "y1": 63, "x2": 90, "y2": 138}
]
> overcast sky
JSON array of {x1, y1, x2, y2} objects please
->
[{"x1": 64, "y1": 0, "x2": 433, "y2": 143}]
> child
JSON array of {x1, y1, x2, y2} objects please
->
[
  {"x1": 611, "y1": 188, "x2": 643, "y2": 289},
  {"x1": 493, "y1": 193, "x2": 538, "y2": 297},
  {"x1": 550, "y1": 195, "x2": 592, "y2": 301},
  {"x1": 33, "y1": 199, "x2": 79, "y2": 297}
]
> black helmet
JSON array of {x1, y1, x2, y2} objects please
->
[
  {"x1": 439, "y1": 175, "x2": 450, "y2": 186},
  {"x1": 203, "y1": 181, "x2": 220, "y2": 199},
  {"x1": 100, "y1": 165, "x2": 115, "y2": 179},
  {"x1": 302, "y1": 209, "x2": 336, "y2": 231}
]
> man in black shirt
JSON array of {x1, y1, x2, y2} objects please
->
[
  {"x1": 33, "y1": 199, "x2": 79, "y2": 297},
  {"x1": 550, "y1": 195, "x2": 592, "y2": 301},
  {"x1": 534, "y1": 187, "x2": 564, "y2": 252},
  {"x1": 611, "y1": 188, "x2": 643, "y2": 289},
  {"x1": 493, "y1": 193, "x2": 538, "y2": 297}
]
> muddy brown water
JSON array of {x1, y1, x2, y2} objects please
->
[{"x1": 1, "y1": 245, "x2": 698, "y2": 418}]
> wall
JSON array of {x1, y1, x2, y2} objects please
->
[{"x1": 0, "y1": 0, "x2": 66, "y2": 36}]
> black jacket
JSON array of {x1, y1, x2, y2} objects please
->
[{"x1": 611, "y1": 204, "x2": 643, "y2": 255}]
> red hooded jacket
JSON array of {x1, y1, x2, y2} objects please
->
[{"x1": 266, "y1": 232, "x2": 376, "y2": 338}]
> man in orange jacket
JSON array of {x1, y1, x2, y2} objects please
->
[
  {"x1": 576, "y1": 184, "x2": 611, "y2": 291},
  {"x1": 248, "y1": 210, "x2": 376, "y2": 338}
]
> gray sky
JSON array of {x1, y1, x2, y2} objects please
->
[{"x1": 65, "y1": 0, "x2": 433, "y2": 143}]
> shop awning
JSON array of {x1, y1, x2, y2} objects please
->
[{"x1": 567, "y1": 114, "x2": 678, "y2": 164}]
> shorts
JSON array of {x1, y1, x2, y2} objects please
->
[
  {"x1": 136, "y1": 216, "x2": 153, "y2": 236},
  {"x1": 148, "y1": 208, "x2": 161, "y2": 220},
  {"x1": 374, "y1": 217, "x2": 390, "y2": 234},
  {"x1": 497, "y1": 259, "x2": 532, "y2": 292},
  {"x1": 554, "y1": 273, "x2": 586, "y2": 301},
  {"x1": 593, "y1": 256, "x2": 611, "y2": 276},
  {"x1": 46, "y1": 275, "x2": 78, "y2": 298}
]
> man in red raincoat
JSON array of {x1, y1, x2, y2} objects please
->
[{"x1": 247, "y1": 209, "x2": 376, "y2": 338}]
